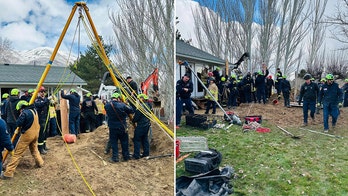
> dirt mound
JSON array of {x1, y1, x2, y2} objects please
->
[{"x1": 1, "y1": 124, "x2": 174, "y2": 195}]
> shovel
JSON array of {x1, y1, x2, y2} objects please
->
[{"x1": 277, "y1": 126, "x2": 301, "y2": 139}]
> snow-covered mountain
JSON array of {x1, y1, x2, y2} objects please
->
[{"x1": 6, "y1": 47, "x2": 77, "y2": 66}]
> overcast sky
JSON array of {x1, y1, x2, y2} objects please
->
[
  {"x1": 176, "y1": 0, "x2": 345, "y2": 52},
  {"x1": 0, "y1": 0, "x2": 118, "y2": 53}
]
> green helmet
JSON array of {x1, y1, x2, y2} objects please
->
[
  {"x1": 320, "y1": 78, "x2": 327, "y2": 82},
  {"x1": 70, "y1": 89, "x2": 77, "y2": 93},
  {"x1": 345, "y1": 78, "x2": 348, "y2": 82},
  {"x1": 2, "y1": 93, "x2": 9, "y2": 99},
  {"x1": 303, "y1": 74, "x2": 312, "y2": 80},
  {"x1": 216, "y1": 67, "x2": 220, "y2": 71},
  {"x1": 137, "y1": 93, "x2": 148, "y2": 100},
  {"x1": 16, "y1": 100, "x2": 29, "y2": 110},
  {"x1": 111, "y1": 92, "x2": 121, "y2": 99},
  {"x1": 257, "y1": 71, "x2": 263, "y2": 75},
  {"x1": 86, "y1": 92, "x2": 92, "y2": 97},
  {"x1": 325, "y1": 74, "x2": 334, "y2": 80},
  {"x1": 11, "y1": 88, "x2": 20, "y2": 96},
  {"x1": 28, "y1": 89, "x2": 35, "y2": 93},
  {"x1": 221, "y1": 77, "x2": 226, "y2": 82},
  {"x1": 282, "y1": 75, "x2": 287, "y2": 79}
]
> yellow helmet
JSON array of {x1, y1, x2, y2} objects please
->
[
  {"x1": 111, "y1": 93, "x2": 121, "y2": 99},
  {"x1": 2, "y1": 93, "x2": 9, "y2": 99},
  {"x1": 11, "y1": 88, "x2": 20, "y2": 96},
  {"x1": 86, "y1": 92, "x2": 92, "y2": 97},
  {"x1": 16, "y1": 100, "x2": 29, "y2": 110},
  {"x1": 137, "y1": 93, "x2": 148, "y2": 100}
]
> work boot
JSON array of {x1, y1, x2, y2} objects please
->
[
  {"x1": 38, "y1": 145, "x2": 47, "y2": 155},
  {"x1": 301, "y1": 123, "x2": 308, "y2": 127}
]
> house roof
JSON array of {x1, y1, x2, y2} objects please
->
[
  {"x1": 176, "y1": 39, "x2": 225, "y2": 66},
  {"x1": 0, "y1": 64, "x2": 87, "y2": 86}
]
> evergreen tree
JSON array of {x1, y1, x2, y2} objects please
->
[{"x1": 70, "y1": 36, "x2": 114, "y2": 94}]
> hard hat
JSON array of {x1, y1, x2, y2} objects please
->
[
  {"x1": 216, "y1": 67, "x2": 220, "y2": 71},
  {"x1": 111, "y1": 92, "x2": 121, "y2": 99},
  {"x1": 325, "y1": 74, "x2": 334, "y2": 80},
  {"x1": 28, "y1": 89, "x2": 35, "y2": 93},
  {"x1": 11, "y1": 88, "x2": 20, "y2": 96},
  {"x1": 86, "y1": 92, "x2": 92, "y2": 97},
  {"x1": 230, "y1": 74, "x2": 236, "y2": 79},
  {"x1": 221, "y1": 77, "x2": 226, "y2": 82},
  {"x1": 2, "y1": 93, "x2": 9, "y2": 99},
  {"x1": 70, "y1": 89, "x2": 77, "y2": 93},
  {"x1": 345, "y1": 78, "x2": 348, "y2": 82},
  {"x1": 210, "y1": 77, "x2": 216, "y2": 82},
  {"x1": 303, "y1": 74, "x2": 312, "y2": 80},
  {"x1": 310, "y1": 78, "x2": 315, "y2": 81},
  {"x1": 276, "y1": 73, "x2": 281, "y2": 76},
  {"x1": 39, "y1": 86, "x2": 46, "y2": 92},
  {"x1": 282, "y1": 75, "x2": 287, "y2": 79},
  {"x1": 137, "y1": 93, "x2": 148, "y2": 100},
  {"x1": 16, "y1": 100, "x2": 29, "y2": 110},
  {"x1": 320, "y1": 78, "x2": 327, "y2": 82},
  {"x1": 257, "y1": 71, "x2": 263, "y2": 75}
]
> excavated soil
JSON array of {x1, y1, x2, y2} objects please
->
[{"x1": 1, "y1": 123, "x2": 174, "y2": 195}]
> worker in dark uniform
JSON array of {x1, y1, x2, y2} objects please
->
[
  {"x1": 104, "y1": 93, "x2": 134, "y2": 163},
  {"x1": 1, "y1": 93, "x2": 10, "y2": 121},
  {"x1": 4, "y1": 88, "x2": 21, "y2": 146},
  {"x1": 81, "y1": 92, "x2": 98, "y2": 132},
  {"x1": 281, "y1": 75, "x2": 291, "y2": 107},
  {"x1": 298, "y1": 74, "x2": 319, "y2": 126},
  {"x1": 2, "y1": 100, "x2": 44, "y2": 179},
  {"x1": 34, "y1": 86, "x2": 50, "y2": 155},
  {"x1": 132, "y1": 94, "x2": 152, "y2": 159},
  {"x1": 176, "y1": 74, "x2": 194, "y2": 129},
  {"x1": 242, "y1": 72, "x2": 254, "y2": 103},
  {"x1": 318, "y1": 74, "x2": 343, "y2": 132},
  {"x1": 341, "y1": 79, "x2": 348, "y2": 107},
  {"x1": 0, "y1": 118, "x2": 14, "y2": 176},
  {"x1": 61, "y1": 89, "x2": 81, "y2": 136},
  {"x1": 275, "y1": 68, "x2": 283, "y2": 100},
  {"x1": 126, "y1": 76, "x2": 139, "y2": 111}
]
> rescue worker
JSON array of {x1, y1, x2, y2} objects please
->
[
  {"x1": 341, "y1": 79, "x2": 348, "y2": 107},
  {"x1": 227, "y1": 75, "x2": 238, "y2": 109},
  {"x1": 205, "y1": 78, "x2": 219, "y2": 114},
  {"x1": 317, "y1": 74, "x2": 343, "y2": 132},
  {"x1": 275, "y1": 68, "x2": 283, "y2": 100},
  {"x1": 34, "y1": 86, "x2": 50, "y2": 154},
  {"x1": 61, "y1": 89, "x2": 81, "y2": 136},
  {"x1": 316, "y1": 78, "x2": 326, "y2": 114},
  {"x1": 266, "y1": 75, "x2": 274, "y2": 99},
  {"x1": 0, "y1": 118, "x2": 14, "y2": 176},
  {"x1": 242, "y1": 72, "x2": 254, "y2": 103},
  {"x1": 4, "y1": 89, "x2": 21, "y2": 146},
  {"x1": 212, "y1": 67, "x2": 221, "y2": 85},
  {"x1": 1, "y1": 93, "x2": 10, "y2": 121},
  {"x1": 104, "y1": 93, "x2": 134, "y2": 162},
  {"x1": 94, "y1": 96, "x2": 105, "y2": 127},
  {"x1": 48, "y1": 96, "x2": 58, "y2": 137},
  {"x1": 254, "y1": 69, "x2": 269, "y2": 104},
  {"x1": 1, "y1": 100, "x2": 44, "y2": 179},
  {"x1": 126, "y1": 76, "x2": 139, "y2": 111},
  {"x1": 281, "y1": 75, "x2": 291, "y2": 107},
  {"x1": 81, "y1": 92, "x2": 98, "y2": 132},
  {"x1": 176, "y1": 74, "x2": 194, "y2": 129},
  {"x1": 298, "y1": 74, "x2": 319, "y2": 126},
  {"x1": 132, "y1": 94, "x2": 152, "y2": 159}
]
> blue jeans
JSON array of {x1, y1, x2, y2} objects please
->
[
  {"x1": 133, "y1": 125, "x2": 150, "y2": 158},
  {"x1": 302, "y1": 100, "x2": 316, "y2": 123},
  {"x1": 109, "y1": 127, "x2": 130, "y2": 161},
  {"x1": 176, "y1": 98, "x2": 194, "y2": 125},
  {"x1": 322, "y1": 103, "x2": 340, "y2": 130},
  {"x1": 69, "y1": 112, "x2": 80, "y2": 135}
]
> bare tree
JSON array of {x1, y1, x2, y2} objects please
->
[
  {"x1": 326, "y1": 50, "x2": 348, "y2": 79},
  {"x1": 306, "y1": 0, "x2": 328, "y2": 70},
  {"x1": 109, "y1": 0, "x2": 174, "y2": 119},
  {"x1": 326, "y1": 0, "x2": 348, "y2": 49},
  {"x1": 0, "y1": 37, "x2": 13, "y2": 64}
]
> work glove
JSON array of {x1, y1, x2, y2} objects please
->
[
  {"x1": 316, "y1": 103, "x2": 321, "y2": 107},
  {"x1": 338, "y1": 103, "x2": 343, "y2": 107},
  {"x1": 10, "y1": 151, "x2": 14, "y2": 156}
]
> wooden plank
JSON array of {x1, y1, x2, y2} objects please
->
[{"x1": 60, "y1": 90, "x2": 69, "y2": 135}]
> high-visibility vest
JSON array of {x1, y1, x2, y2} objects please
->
[{"x1": 49, "y1": 105, "x2": 56, "y2": 118}]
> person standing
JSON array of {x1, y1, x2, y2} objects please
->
[
  {"x1": 132, "y1": 94, "x2": 152, "y2": 159},
  {"x1": 341, "y1": 79, "x2": 348, "y2": 107},
  {"x1": 81, "y1": 92, "x2": 98, "y2": 132},
  {"x1": 254, "y1": 69, "x2": 269, "y2": 104},
  {"x1": 94, "y1": 96, "x2": 105, "y2": 127},
  {"x1": 281, "y1": 75, "x2": 291, "y2": 107},
  {"x1": 34, "y1": 86, "x2": 50, "y2": 154},
  {"x1": 275, "y1": 68, "x2": 283, "y2": 100},
  {"x1": 176, "y1": 74, "x2": 194, "y2": 129},
  {"x1": 0, "y1": 118, "x2": 14, "y2": 176},
  {"x1": 1, "y1": 101, "x2": 44, "y2": 179},
  {"x1": 126, "y1": 76, "x2": 139, "y2": 110},
  {"x1": 205, "y1": 78, "x2": 218, "y2": 114},
  {"x1": 298, "y1": 74, "x2": 319, "y2": 126},
  {"x1": 242, "y1": 72, "x2": 254, "y2": 103},
  {"x1": 227, "y1": 75, "x2": 239, "y2": 109},
  {"x1": 61, "y1": 89, "x2": 81, "y2": 136},
  {"x1": 1, "y1": 93, "x2": 9, "y2": 121},
  {"x1": 104, "y1": 93, "x2": 134, "y2": 162},
  {"x1": 316, "y1": 78, "x2": 326, "y2": 114},
  {"x1": 4, "y1": 89, "x2": 21, "y2": 146},
  {"x1": 317, "y1": 74, "x2": 343, "y2": 132},
  {"x1": 266, "y1": 75, "x2": 274, "y2": 99},
  {"x1": 48, "y1": 96, "x2": 58, "y2": 137}
]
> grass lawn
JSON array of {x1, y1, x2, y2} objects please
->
[{"x1": 176, "y1": 117, "x2": 348, "y2": 195}]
